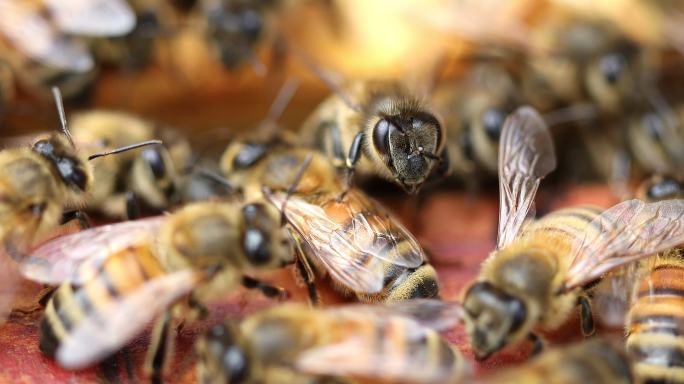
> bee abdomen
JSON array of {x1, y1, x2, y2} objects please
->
[
  {"x1": 383, "y1": 263, "x2": 439, "y2": 302},
  {"x1": 627, "y1": 264, "x2": 684, "y2": 383}
]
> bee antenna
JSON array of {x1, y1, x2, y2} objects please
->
[
  {"x1": 87, "y1": 140, "x2": 163, "y2": 161},
  {"x1": 264, "y1": 77, "x2": 300, "y2": 126},
  {"x1": 51, "y1": 87, "x2": 75, "y2": 147},
  {"x1": 542, "y1": 102, "x2": 598, "y2": 127}
]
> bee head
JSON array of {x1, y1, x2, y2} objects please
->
[
  {"x1": 371, "y1": 112, "x2": 443, "y2": 193},
  {"x1": 32, "y1": 134, "x2": 91, "y2": 195},
  {"x1": 206, "y1": 1, "x2": 264, "y2": 69},
  {"x1": 241, "y1": 203, "x2": 294, "y2": 268},
  {"x1": 462, "y1": 281, "x2": 528, "y2": 360},
  {"x1": 198, "y1": 323, "x2": 251, "y2": 384},
  {"x1": 641, "y1": 176, "x2": 683, "y2": 202},
  {"x1": 585, "y1": 41, "x2": 641, "y2": 113}
]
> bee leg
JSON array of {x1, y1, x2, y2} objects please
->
[
  {"x1": 241, "y1": 275, "x2": 289, "y2": 300},
  {"x1": 339, "y1": 132, "x2": 364, "y2": 201},
  {"x1": 578, "y1": 295, "x2": 595, "y2": 337},
  {"x1": 145, "y1": 311, "x2": 175, "y2": 384},
  {"x1": 435, "y1": 147, "x2": 450, "y2": 178},
  {"x1": 528, "y1": 333, "x2": 544, "y2": 356},
  {"x1": 60, "y1": 210, "x2": 92, "y2": 229},
  {"x1": 38, "y1": 286, "x2": 57, "y2": 308},
  {"x1": 126, "y1": 191, "x2": 141, "y2": 220},
  {"x1": 296, "y1": 254, "x2": 320, "y2": 307}
]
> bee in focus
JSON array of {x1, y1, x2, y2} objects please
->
[
  {"x1": 196, "y1": 300, "x2": 467, "y2": 384},
  {"x1": 461, "y1": 106, "x2": 684, "y2": 360},
  {"x1": 221, "y1": 145, "x2": 440, "y2": 304},
  {"x1": 0, "y1": 0, "x2": 135, "y2": 102},
  {"x1": 299, "y1": 79, "x2": 448, "y2": 194},
  {"x1": 70, "y1": 110, "x2": 193, "y2": 219},
  {"x1": 479, "y1": 338, "x2": 633, "y2": 384},
  {"x1": 28, "y1": 199, "x2": 294, "y2": 381},
  {"x1": 431, "y1": 63, "x2": 518, "y2": 182}
]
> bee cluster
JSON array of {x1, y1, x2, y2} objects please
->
[{"x1": 2, "y1": 1, "x2": 684, "y2": 383}]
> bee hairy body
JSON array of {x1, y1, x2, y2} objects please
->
[
  {"x1": 466, "y1": 206, "x2": 602, "y2": 358},
  {"x1": 627, "y1": 255, "x2": 684, "y2": 384}
]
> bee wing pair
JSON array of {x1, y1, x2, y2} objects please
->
[
  {"x1": 20, "y1": 216, "x2": 205, "y2": 369},
  {"x1": 23, "y1": 216, "x2": 166, "y2": 284},
  {"x1": 0, "y1": 0, "x2": 134, "y2": 72},
  {"x1": 498, "y1": 106, "x2": 684, "y2": 293},
  {"x1": 265, "y1": 189, "x2": 425, "y2": 293},
  {"x1": 296, "y1": 300, "x2": 464, "y2": 382}
]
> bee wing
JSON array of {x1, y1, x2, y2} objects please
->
[
  {"x1": 592, "y1": 263, "x2": 643, "y2": 328},
  {"x1": 267, "y1": 190, "x2": 424, "y2": 294},
  {"x1": 43, "y1": 0, "x2": 135, "y2": 37},
  {"x1": 496, "y1": 106, "x2": 556, "y2": 249},
  {"x1": 21, "y1": 216, "x2": 165, "y2": 285},
  {"x1": 326, "y1": 299, "x2": 464, "y2": 332},
  {"x1": 0, "y1": 0, "x2": 93, "y2": 72},
  {"x1": 296, "y1": 314, "x2": 464, "y2": 383},
  {"x1": 563, "y1": 199, "x2": 684, "y2": 291},
  {"x1": 56, "y1": 269, "x2": 202, "y2": 369}
]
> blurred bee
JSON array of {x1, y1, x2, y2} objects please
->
[
  {"x1": 70, "y1": 110, "x2": 193, "y2": 219},
  {"x1": 431, "y1": 63, "x2": 518, "y2": 181},
  {"x1": 201, "y1": 0, "x2": 282, "y2": 72},
  {"x1": 27, "y1": 199, "x2": 294, "y2": 380},
  {"x1": 0, "y1": 88, "x2": 161, "y2": 321},
  {"x1": 479, "y1": 338, "x2": 634, "y2": 384},
  {"x1": 299, "y1": 79, "x2": 447, "y2": 194},
  {"x1": 196, "y1": 301, "x2": 467, "y2": 384},
  {"x1": 0, "y1": 0, "x2": 135, "y2": 102},
  {"x1": 221, "y1": 145, "x2": 440, "y2": 304},
  {"x1": 637, "y1": 175, "x2": 684, "y2": 202},
  {"x1": 460, "y1": 106, "x2": 684, "y2": 360}
]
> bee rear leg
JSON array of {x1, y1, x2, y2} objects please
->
[
  {"x1": 296, "y1": 254, "x2": 320, "y2": 307},
  {"x1": 339, "y1": 132, "x2": 364, "y2": 201},
  {"x1": 528, "y1": 333, "x2": 544, "y2": 356},
  {"x1": 578, "y1": 295, "x2": 595, "y2": 337},
  {"x1": 60, "y1": 210, "x2": 91, "y2": 229},
  {"x1": 145, "y1": 311, "x2": 174, "y2": 384},
  {"x1": 241, "y1": 275, "x2": 289, "y2": 300},
  {"x1": 126, "y1": 191, "x2": 141, "y2": 220}
]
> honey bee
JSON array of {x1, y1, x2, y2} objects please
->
[
  {"x1": 0, "y1": 0, "x2": 135, "y2": 101},
  {"x1": 479, "y1": 338, "x2": 634, "y2": 384},
  {"x1": 196, "y1": 300, "x2": 467, "y2": 384},
  {"x1": 201, "y1": 0, "x2": 282, "y2": 72},
  {"x1": 221, "y1": 145, "x2": 440, "y2": 304},
  {"x1": 431, "y1": 63, "x2": 518, "y2": 181},
  {"x1": 70, "y1": 110, "x2": 193, "y2": 219},
  {"x1": 26, "y1": 199, "x2": 294, "y2": 380},
  {"x1": 637, "y1": 175, "x2": 684, "y2": 202},
  {"x1": 461, "y1": 105, "x2": 684, "y2": 360},
  {"x1": 299, "y1": 79, "x2": 447, "y2": 194},
  {"x1": 0, "y1": 88, "x2": 160, "y2": 320}
]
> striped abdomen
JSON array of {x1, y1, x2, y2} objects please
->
[
  {"x1": 627, "y1": 260, "x2": 684, "y2": 384},
  {"x1": 39, "y1": 245, "x2": 165, "y2": 356},
  {"x1": 527, "y1": 206, "x2": 603, "y2": 246}
]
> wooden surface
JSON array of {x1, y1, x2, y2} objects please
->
[{"x1": 0, "y1": 183, "x2": 622, "y2": 383}]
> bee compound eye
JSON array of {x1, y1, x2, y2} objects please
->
[
  {"x1": 599, "y1": 53, "x2": 626, "y2": 84},
  {"x1": 373, "y1": 118, "x2": 395, "y2": 156}
]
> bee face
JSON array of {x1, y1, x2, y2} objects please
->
[
  {"x1": 241, "y1": 203, "x2": 294, "y2": 268},
  {"x1": 463, "y1": 282, "x2": 527, "y2": 360},
  {"x1": 32, "y1": 135, "x2": 90, "y2": 193},
  {"x1": 372, "y1": 112, "x2": 442, "y2": 191},
  {"x1": 585, "y1": 43, "x2": 641, "y2": 112},
  {"x1": 206, "y1": 1, "x2": 265, "y2": 69},
  {"x1": 199, "y1": 324, "x2": 251, "y2": 384}
]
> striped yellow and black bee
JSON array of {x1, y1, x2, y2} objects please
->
[
  {"x1": 196, "y1": 301, "x2": 467, "y2": 384},
  {"x1": 479, "y1": 338, "x2": 634, "y2": 384},
  {"x1": 0, "y1": 0, "x2": 135, "y2": 102},
  {"x1": 221, "y1": 144, "x2": 440, "y2": 304},
  {"x1": 26, "y1": 198, "x2": 294, "y2": 381},
  {"x1": 460, "y1": 106, "x2": 684, "y2": 360},
  {"x1": 298, "y1": 79, "x2": 447, "y2": 194}
]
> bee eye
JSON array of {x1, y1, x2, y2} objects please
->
[
  {"x1": 373, "y1": 118, "x2": 396, "y2": 156},
  {"x1": 599, "y1": 53, "x2": 626, "y2": 84},
  {"x1": 142, "y1": 148, "x2": 166, "y2": 180},
  {"x1": 29, "y1": 202, "x2": 46, "y2": 216},
  {"x1": 642, "y1": 113, "x2": 664, "y2": 141},
  {"x1": 243, "y1": 228, "x2": 270, "y2": 265},
  {"x1": 482, "y1": 108, "x2": 505, "y2": 140},
  {"x1": 240, "y1": 9, "x2": 263, "y2": 41}
]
